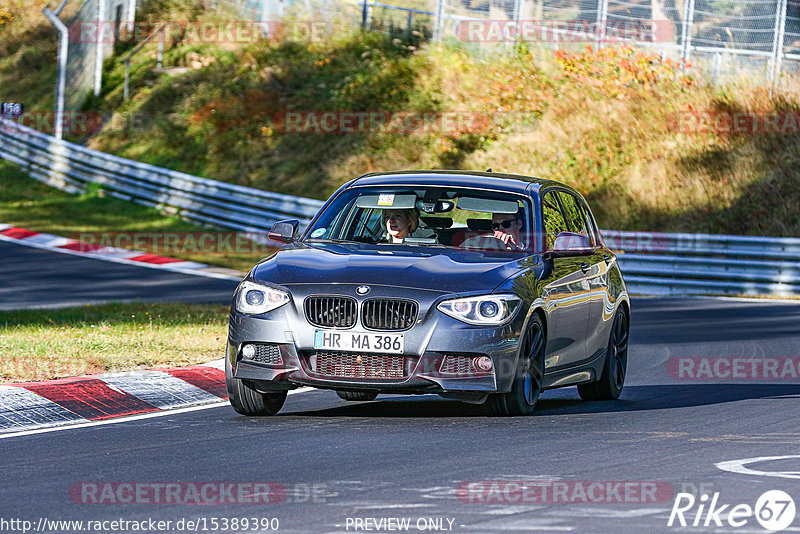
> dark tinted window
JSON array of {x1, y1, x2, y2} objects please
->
[
  {"x1": 541, "y1": 191, "x2": 568, "y2": 250},
  {"x1": 557, "y1": 191, "x2": 592, "y2": 244}
]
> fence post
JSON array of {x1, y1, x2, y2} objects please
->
[
  {"x1": 712, "y1": 52, "x2": 721, "y2": 82},
  {"x1": 362, "y1": 0, "x2": 372, "y2": 29},
  {"x1": 124, "y1": 60, "x2": 131, "y2": 101},
  {"x1": 433, "y1": 0, "x2": 447, "y2": 41},
  {"x1": 42, "y1": 3, "x2": 69, "y2": 140},
  {"x1": 770, "y1": 0, "x2": 788, "y2": 85},
  {"x1": 511, "y1": 0, "x2": 522, "y2": 51},
  {"x1": 94, "y1": 0, "x2": 106, "y2": 97},
  {"x1": 157, "y1": 26, "x2": 164, "y2": 68},
  {"x1": 125, "y1": 0, "x2": 136, "y2": 33},
  {"x1": 594, "y1": 0, "x2": 607, "y2": 49},
  {"x1": 681, "y1": 0, "x2": 695, "y2": 63}
]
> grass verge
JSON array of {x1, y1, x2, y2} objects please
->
[
  {"x1": 0, "y1": 302, "x2": 228, "y2": 383},
  {"x1": 0, "y1": 160, "x2": 271, "y2": 272}
]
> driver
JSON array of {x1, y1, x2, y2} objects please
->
[
  {"x1": 491, "y1": 208, "x2": 526, "y2": 250},
  {"x1": 383, "y1": 209, "x2": 419, "y2": 243}
]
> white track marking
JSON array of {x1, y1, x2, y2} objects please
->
[
  {"x1": 0, "y1": 388, "x2": 313, "y2": 440},
  {"x1": 0, "y1": 233, "x2": 242, "y2": 281},
  {"x1": 716, "y1": 455, "x2": 800, "y2": 479}
]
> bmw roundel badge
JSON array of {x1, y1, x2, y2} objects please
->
[{"x1": 356, "y1": 285, "x2": 370, "y2": 295}]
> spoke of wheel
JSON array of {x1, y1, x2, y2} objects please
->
[
  {"x1": 529, "y1": 327, "x2": 543, "y2": 359},
  {"x1": 614, "y1": 314, "x2": 627, "y2": 387}
]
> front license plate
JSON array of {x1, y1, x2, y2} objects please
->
[{"x1": 314, "y1": 330, "x2": 404, "y2": 354}]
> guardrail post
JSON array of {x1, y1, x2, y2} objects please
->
[
  {"x1": 42, "y1": 3, "x2": 69, "y2": 140},
  {"x1": 712, "y1": 52, "x2": 721, "y2": 82}
]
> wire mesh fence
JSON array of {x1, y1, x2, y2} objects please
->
[
  {"x1": 49, "y1": 0, "x2": 132, "y2": 112},
  {"x1": 50, "y1": 0, "x2": 799, "y2": 117},
  {"x1": 361, "y1": 0, "x2": 800, "y2": 83}
]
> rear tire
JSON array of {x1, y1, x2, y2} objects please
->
[
  {"x1": 225, "y1": 355, "x2": 287, "y2": 416},
  {"x1": 487, "y1": 315, "x2": 545, "y2": 416},
  {"x1": 578, "y1": 307, "x2": 629, "y2": 401},
  {"x1": 336, "y1": 390, "x2": 379, "y2": 401}
]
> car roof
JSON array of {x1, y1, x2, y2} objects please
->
[{"x1": 349, "y1": 170, "x2": 566, "y2": 195}]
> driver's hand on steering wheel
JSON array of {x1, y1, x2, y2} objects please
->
[{"x1": 493, "y1": 230, "x2": 518, "y2": 250}]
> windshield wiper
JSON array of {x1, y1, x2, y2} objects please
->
[{"x1": 305, "y1": 238, "x2": 365, "y2": 245}]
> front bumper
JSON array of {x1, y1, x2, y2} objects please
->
[{"x1": 227, "y1": 284, "x2": 525, "y2": 395}]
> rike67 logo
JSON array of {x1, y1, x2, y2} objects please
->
[{"x1": 668, "y1": 490, "x2": 796, "y2": 531}]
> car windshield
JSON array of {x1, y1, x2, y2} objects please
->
[{"x1": 303, "y1": 186, "x2": 535, "y2": 254}]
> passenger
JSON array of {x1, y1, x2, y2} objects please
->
[
  {"x1": 491, "y1": 208, "x2": 526, "y2": 250},
  {"x1": 383, "y1": 209, "x2": 419, "y2": 243}
]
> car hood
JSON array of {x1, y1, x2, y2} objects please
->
[{"x1": 251, "y1": 242, "x2": 533, "y2": 294}]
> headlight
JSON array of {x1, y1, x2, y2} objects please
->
[
  {"x1": 236, "y1": 281, "x2": 290, "y2": 315},
  {"x1": 437, "y1": 294, "x2": 521, "y2": 326}
]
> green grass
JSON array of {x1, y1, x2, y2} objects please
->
[
  {"x1": 0, "y1": 160, "x2": 271, "y2": 272},
  {"x1": 0, "y1": 302, "x2": 228, "y2": 383},
  {"x1": 0, "y1": 1, "x2": 64, "y2": 114}
]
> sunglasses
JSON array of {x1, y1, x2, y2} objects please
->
[{"x1": 492, "y1": 218, "x2": 519, "y2": 230}]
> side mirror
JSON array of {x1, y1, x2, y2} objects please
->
[
  {"x1": 551, "y1": 232, "x2": 593, "y2": 256},
  {"x1": 267, "y1": 220, "x2": 299, "y2": 243}
]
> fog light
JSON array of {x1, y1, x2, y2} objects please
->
[
  {"x1": 474, "y1": 356, "x2": 493, "y2": 372},
  {"x1": 242, "y1": 344, "x2": 256, "y2": 359}
]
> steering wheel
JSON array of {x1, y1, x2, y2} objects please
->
[{"x1": 459, "y1": 235, "x2": 512, "y2": 251}]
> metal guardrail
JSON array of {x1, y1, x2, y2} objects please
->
[
  {"x1": 604, "y1": 230, "x2": 800, "y2": 296},
  {"x1": 1, "y1": 116, "x2": 798, "y2": 296},
  {"x1": 0, "y1": 118, "x2": 324, "y2": 233}
]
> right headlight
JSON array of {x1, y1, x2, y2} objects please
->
[
  {"x1": 437, "y1": 294, "x2": 521, "y2": 326},
  {"x1": 235, "y1": 280, "x2": 290, "y2": 315}
]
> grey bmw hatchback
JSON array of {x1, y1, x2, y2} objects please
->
[{"x1": 226, "y1": 171, "x2": 630, "y2": 416}]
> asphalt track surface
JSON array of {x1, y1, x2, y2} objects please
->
[
  {"x1": 0, "y1": 241, "x2": 238, "y2": 310},
  {"x1": 3, "y1": 243, "x2": 800, "y2": 533}
]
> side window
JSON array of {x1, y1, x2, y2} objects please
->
[
  {"x1": 557, "y1": 192, "x2": 592, "y2": 244},
  {"x1": 580, "y1": 199, "x2": 602, "y2": 246},
  {"x1": 541, "y1": 191, "x2": 568, "y2": 251}
]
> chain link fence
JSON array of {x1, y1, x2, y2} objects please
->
[
  {"x1": 48, "y1": 0, "x2": 799, "y2": 119},
  {"x1": 42, "y1": 0, "x2": 132, "y2": 127},
  {"x1": 362, "y1": 0, "x2": 800, "y2": 83}
]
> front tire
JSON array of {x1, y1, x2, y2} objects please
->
[
  {"x1": 487, "y1": 315, "x2": 545, "y2": 416},
  {"x1": 225, "y1": 355, "x2": 287, "y2": 416},
  {"x1": 336, "y1": 390, "x2": 379, "y2": 401},
  {"x1": 578, "y1": 307, "x2": 629, "y2": 401}
]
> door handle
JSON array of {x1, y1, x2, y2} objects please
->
[{"x1": 580, "y1": 262, "x2": 590, "y2": 273}]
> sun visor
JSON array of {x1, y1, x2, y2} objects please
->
[{"x1": 457, "y1": 197, "x2": 519, "y2": 214}]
